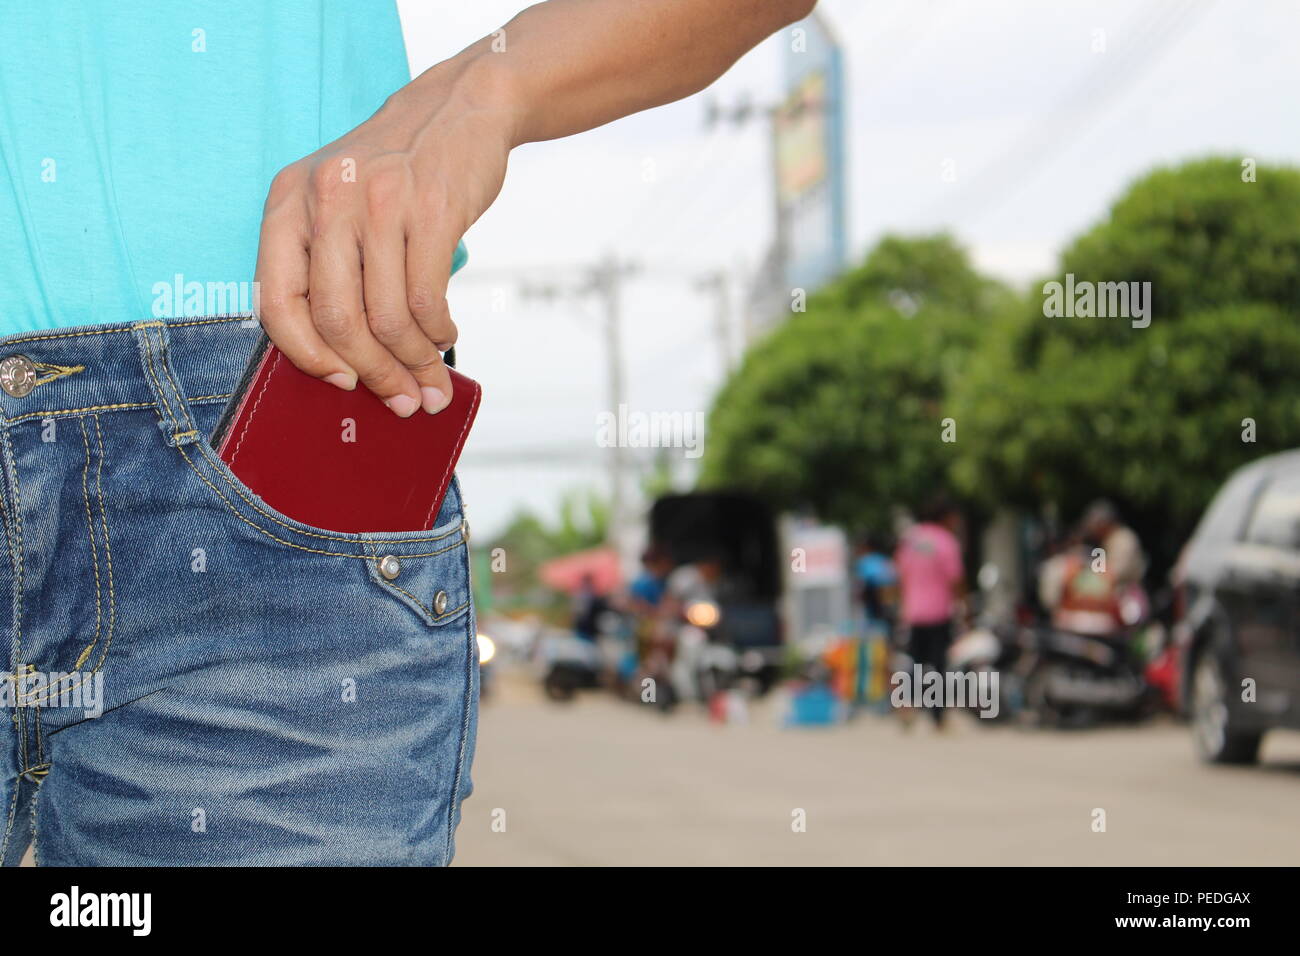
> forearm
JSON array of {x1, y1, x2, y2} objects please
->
[
  {"x1": 259, "y1": 0, "x2": 814, "y2": 407},
  {"x1": 405, "y1": 0, "x2": 816, "y2": 148}
]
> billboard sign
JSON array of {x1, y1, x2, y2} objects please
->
[{"x1": 774, "y1": 11, "x2": 847, "y2": 295}]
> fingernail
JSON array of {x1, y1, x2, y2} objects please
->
[
  {"x1": 420, "y1": 386, "x2": 449, "y2": 414},
  {"x1": 325, "y1": 372, "x2": 357, "y2": 391},
  {"x1": 386, "y1": 394, "x2": 420, "y2": 418}
]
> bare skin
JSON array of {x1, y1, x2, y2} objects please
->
[{"x1": 255, "y1": 0, "x2": 817, "y2": 417}]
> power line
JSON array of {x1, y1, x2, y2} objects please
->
[{"x1": 929, "y1": 0, "x2": 1218, "y2": 225}]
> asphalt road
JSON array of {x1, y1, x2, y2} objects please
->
[{"x1": 454, "y1": 670, "x2": 1300, "y2": 866}]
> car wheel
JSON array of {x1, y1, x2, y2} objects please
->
[{"x1": 1191, "y1": 642, "x2": 1262, "y2": 764}]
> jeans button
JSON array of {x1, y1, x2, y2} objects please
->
[
  {"x1": 377, "y1": 555, "x2": 401, "y2": 580},
  {"x1": 460, "y1": 519, "x2": 470, "y2": 542},
  {"x1": 0, "y1": 355, "x2": 38, "y2": 397},
  {"x1": 434, "y1": 590, "x2": 448, "y2": 615}
]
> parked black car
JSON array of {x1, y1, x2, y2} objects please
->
[{"x1": 1174, "y1": 450, "x2": 1300, "y2": 763}]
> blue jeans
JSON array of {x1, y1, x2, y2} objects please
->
[{"x1": 0, "y1": 317, "x2": 478, "y2": 865}]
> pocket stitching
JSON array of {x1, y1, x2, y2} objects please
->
[
  {"x1": 389, "y1": 585, "x2": 468, "y2": 624},
  {"x1": 189, "y1": 440, "x2": 464, "y2": 547},
  {"x1": 175, "y1": 442, "x2": 466, "y2": 559},
  {"x1": 381, "y1": 575, "x2": 469, "y2": 624},
  {"x1": 139, "y1": 333, "x2": 463, "y2": 549},
  {"x1": 70, "y1": 418, "x2": 103, "y2": 669},
  {"x1": 1, "y1": 425, "x2": 26, "y2": 669},
  {"x1": 18, "y1": 415, "x2": 116, "y2": 704},
  {"x1": 362, "y1": 541, "x2": 470, "y2": 624}
]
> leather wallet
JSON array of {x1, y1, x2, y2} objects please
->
[{"x1": 211, "y1": 334, "x2": 481, "y2": 533}]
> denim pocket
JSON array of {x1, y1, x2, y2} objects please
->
[
  {"x1": 165, "y1": 430, "x2": 472, "y2": 630},
  {"x1": 177, "y1": 433, "x2": 467, "y2": 556},
  {"x1": 362, "y1": 522, "x2": 472, "y2": 628}
]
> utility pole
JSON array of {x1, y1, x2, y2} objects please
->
[
  {"x1": 704, "y1": 92, "x2": 790, "y2": 343},
  {"x1": 586, "y1": 253, "x2": 633, "y2": 551},
  {"x1": 693, "y1": 270, "x2": 733, "y2": 374}
]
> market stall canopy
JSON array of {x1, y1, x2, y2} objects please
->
[{"x1": 538, "y1": 547, "x2": 622, "y2": 595}]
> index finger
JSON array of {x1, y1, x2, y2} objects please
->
[{"x1": 254, "y1": 208, "x2": 357, "y2": 390}]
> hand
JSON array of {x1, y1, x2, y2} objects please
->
[
  {"x1": 255, "y1": 63, "x2": 513, "y2": 416},
  {"x1": 256, "y1": 0, "x2": 815, "y2": 416}
]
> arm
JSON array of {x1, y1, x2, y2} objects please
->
[
  {"x1": 470, "y1": 0, "x2": 818, "y2": 146},
  {"x1": 256, "y1": 0, "x2": 817, "y2": 416}
]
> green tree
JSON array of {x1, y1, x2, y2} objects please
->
[
  {"x1": 1060, "y1": 156, "x2": 1300, "y2": 323},
  {"x1": 953, "y1": 157, "x2": 1300, "y2": 569},
  {"x1": 702, "y1": 234, "x2": 1009, "y2": 531},
  {"x1": 485, "y1": 488, "x2": 608, "y2": 617}
]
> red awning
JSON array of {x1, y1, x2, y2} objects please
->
[{"x1": 538, "y1": 547, "x2": 622, "y2": 595}]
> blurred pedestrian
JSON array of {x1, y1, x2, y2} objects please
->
[
  {"x1": 854, "y1": 533, "x2": 898, "y2": 635},
  {"x1": 627, "y1": 546, "x2": 675, "y2": 677},
  {"x1": 628, "y1": 546, "x2": 674, "y2": 616},
  {"x1": 895, "y1": 496, "x2": 965, "y2": 728},
  {"x1": 1079, "y1": 499, "x2": 1146, "y2": 589},
  {"x1": 847, "y1": 533, "x2": 897, "y2": 712},
  {"x1": 572, "y1": 572, "x2": 609, "y2": 644},
  {"x1": 1042, "y1": 499, "x2": 1148, "y2": 635}
]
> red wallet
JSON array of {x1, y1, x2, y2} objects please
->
[{"x1": 211, "y1": 335, "x2": 480, "y2": 534}]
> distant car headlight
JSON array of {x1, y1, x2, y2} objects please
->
[
  {"x1": 477, "y1": 634, "x2": 497, "y2": 665},
  {"x1": 685, "y1": 601, "x2": 720, "y2": 628}
]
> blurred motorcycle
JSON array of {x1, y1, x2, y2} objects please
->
[
  {"x1": 947, "y1": 563, "x2": 1030, "y2": 722},
  {"x1": 672, "y1": 599, "x2": 782, "y2": 707},
  {"x1": 1023, "y1": 567, "x2": 1158, "y2": 728},
  {"x1": 540, "y1": 609, "x2": 632, "y2": 703}
]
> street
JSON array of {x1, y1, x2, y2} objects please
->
[{"x1": 454, "y1": 672, "x2": 1300, "y2": 866}]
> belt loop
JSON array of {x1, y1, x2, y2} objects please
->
[{"x1": 132, "y1": 321, "x2": 200, "y2": 447}]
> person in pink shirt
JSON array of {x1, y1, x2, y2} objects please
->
[{"x1": 895, "y1": 496, "x2": 966, "y2": 727}]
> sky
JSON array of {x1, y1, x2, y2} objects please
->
[{"x1": 395, "y1": 0, "x2": 1297, "y2": 538}]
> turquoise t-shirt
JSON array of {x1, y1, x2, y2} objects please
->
[{"x1": 0, "y1": 0, "x2": 467, "y2": 334}]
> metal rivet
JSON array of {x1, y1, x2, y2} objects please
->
[
  {"x1": 460, "y1": 519, "x2": 470, "y2": 542},
  {"x1": 378, "y1": 555, "x2": 401, "y2": 580},
  {"x1": 0, "y1": 355, "x2": 38, "y2": 398},
  {"x1": 434, "y1": 590, "x2": 448, "y2": 615}
]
